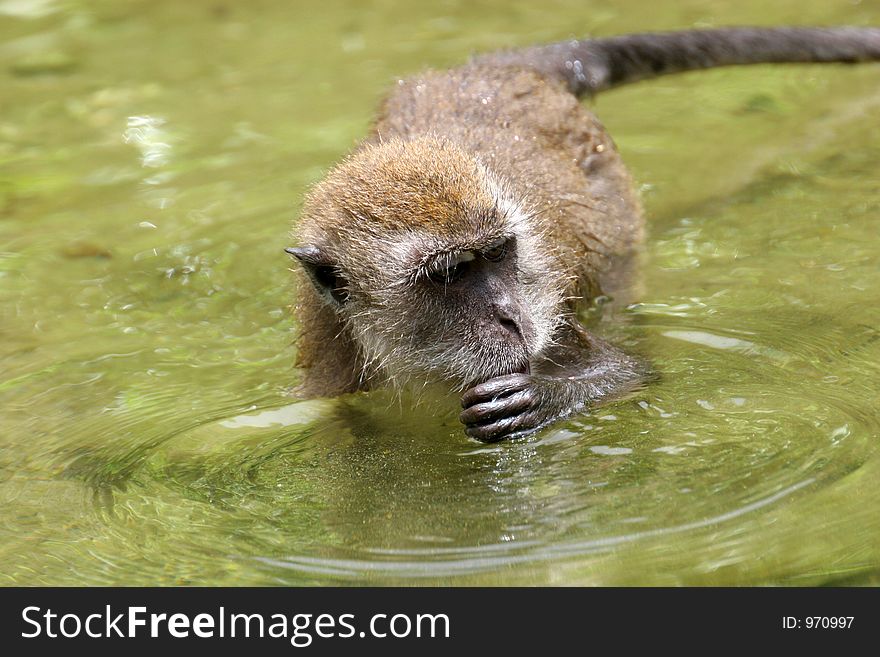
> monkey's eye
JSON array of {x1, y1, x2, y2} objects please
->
[
  {"x1": 482, "y1": 238, "x2": 509, "y2": 262},
  {"x1": 426, "y1": 250, "x2": 475, "y2": 285}
]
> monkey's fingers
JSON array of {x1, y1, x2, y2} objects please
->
[
  {"x1": 463, "y1": 410, "x2": 546, "y2": 442},
  {"x1": 460, "y1": 373, "x2": 531, "y2": 408},
  {"x1": 459, "y1": 389, "x2": 536, "y2": 426}
]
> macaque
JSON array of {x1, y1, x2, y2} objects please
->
[{"x1": 287, "y1": 27, "x2": 880, "y2": 441}]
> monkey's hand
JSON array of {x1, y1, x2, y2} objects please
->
[
  {"x1": 459, "y1": 326, "x2": 648, "y2": 442},
  {"x1": 459, "y1": 374, "x2": 564, "y2": 442}
]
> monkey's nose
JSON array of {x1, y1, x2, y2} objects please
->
[{"x1": 493, "y1": 302, "x2": 523, "y2": 341}]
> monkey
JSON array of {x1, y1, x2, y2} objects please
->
[{"x1": 286, "y1": 27, "x2": 880, "y2": 442}]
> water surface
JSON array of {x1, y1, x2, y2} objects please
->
[{"x1": 1, "y1": 0, "x2": 879, "y2": 585}]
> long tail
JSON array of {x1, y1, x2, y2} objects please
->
[{"x1": 479, "y1": 27, "x2": 880, "y2": 96}]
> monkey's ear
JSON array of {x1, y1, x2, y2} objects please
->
[{"x1": 285, "y1": 246, "x2": 349, "y2": 307}]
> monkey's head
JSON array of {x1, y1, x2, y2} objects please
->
[{"x1": 289, "y1": 137, "x2": 568, "y2": 390}]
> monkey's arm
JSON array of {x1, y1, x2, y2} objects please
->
[{"x1": 459, "y1": 322, "x2": 647, "y2": 442}]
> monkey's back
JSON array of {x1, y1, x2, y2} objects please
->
[{"x1": 371, "y1": 64, "x2": 644, "y2": 303}]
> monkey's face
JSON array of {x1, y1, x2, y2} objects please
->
[
  {"x1": 293, "y1": 219, "x2": 564, "y2": 390},
  {"x1": 291, "y1": 138, "x2": 566, "y2": 389},
  {"x1": 362, "y1": 230, "x2": 563, "y2": 389}
]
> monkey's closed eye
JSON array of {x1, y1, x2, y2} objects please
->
[
  {"x1": 482, "y1": 238, "x2": 509, "y2": 262},
  {"x1": 427, "y1": 250, "x2": 475, "y2": 285}
]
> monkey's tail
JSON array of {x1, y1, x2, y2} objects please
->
[{"x1": 479, "y1": 27, "x2": 880, "y2": 96}]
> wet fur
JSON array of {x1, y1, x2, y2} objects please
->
[{"x1": 290, "y1": 27, "x2": 880, "y2": 438}]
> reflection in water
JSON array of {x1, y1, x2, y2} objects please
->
[
  {"x1": 254, "y1": 478, "x2": 815, "y2": 580},
  {"x1": 123, "y1": 115, "x2": 172, "y2": 169},
  {"x1": 1, "y1": 0, "x2": 879, "y2": 586}
]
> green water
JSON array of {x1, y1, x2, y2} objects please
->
[{"x1": 2, "y1": 0, "x2": 879, "y2": 586}]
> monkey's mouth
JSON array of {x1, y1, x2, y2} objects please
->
[
  {"x1": 502, "y1": 342, "x2": 531, "y2": 376},
  {"x1": 497, "y1": 357, "x2": 531, "y2": 378},
  {"x1": 463, "y1": 354, "x2": 530, "y2": 390}
]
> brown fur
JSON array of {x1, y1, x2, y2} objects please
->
[
  {"x1": 288, "y1": 27, "x2": 880, "y2": 439},
  {"x1": 372, "y1": 65, "x2": 643, "y2": 292},
  {"x1": 293, "y1": 65, "x2": 642, "y2": 395}
]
